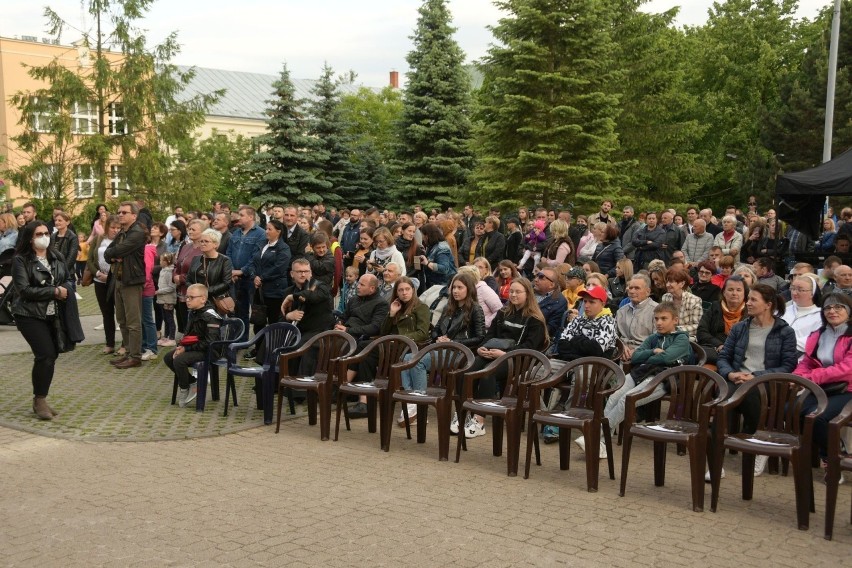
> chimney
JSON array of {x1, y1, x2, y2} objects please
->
[{"x1": 389, "y1": 70, "x2": 399, "y2": 89}]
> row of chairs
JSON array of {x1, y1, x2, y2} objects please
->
[{"x1": 272, "y1": 332, "x2": 851, "y2": 540}]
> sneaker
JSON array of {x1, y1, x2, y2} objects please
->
[
  {"x1": 94, "y1": 323, "x2": 105, "y2": 330},
  {"x1": 543, "y1": 425, "x2": 559, "y2": 444},
  {"x1": 140, "y1": 350, "x2": 158, "y2": 361},
  {"x1": 598, "y1": 441, "x2": 607, "y2": 459},
  {"x1": 178, "y1": 388, "x2": 189, "y2": 408},
  {"x1": 754, "y1": 454, "x2": 768, "y2": 477},
  {"x1": 574, "y1": 436, "x2": 586, "y2": 452},
  {"x1": 465, "y1": 416, "x2": 486, "y2": 439},
  {"x1": 189, "y1": 368, "x2": 198, "y2": 379},
  {"x1": 184, "y1": 384, "x2": 198, "y2": 406},
  {"x1": 160, "y1": 339, "x2": 176, "y2": 347},
  {"x1": 450, "y1": 412, "x2": 460, "y2": 434},
  {"x1": 705, "y1": 468, "x2": 726, "y2": 483}
]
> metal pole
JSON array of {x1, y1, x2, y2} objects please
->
[{"x1": 823, "y1": 0, "x2": 842, "y2": 163}]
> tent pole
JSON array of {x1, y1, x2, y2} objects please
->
[{"x1": 823, "y1": 0, "x2": 842, "y2": 164}]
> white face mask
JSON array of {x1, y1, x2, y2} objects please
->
[{"x1": 33, "y1": 235, "x2": 50, "y2": 250}]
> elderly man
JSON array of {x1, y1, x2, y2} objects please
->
[
  {"x1": 681, "y1": 207, "x2": 699, "y2": 237},
  {"x1": 533, "y1": 267, "x2": 568, "y2": 340},
  {"x1": 700, "y1": 208, "x2": 721, "y2": 237},
  {"x1": 104, "y1": 201, "x2": 147, "y2": 368},
  {"x1": 832, "y1": 264, "x2": 852, "y2": 296},
  {"x1": 683, "y1": 219, "x2": 714, "y2": 268},
  {"x1": 212, "y1": 212, "x2": 231, "y2": 255},
  {"x1": 659, "y1": 210, "x2": 685, "y2": 265},
  {"x1": 615, "y1": 274, "x2": 659, "y2": 359}
]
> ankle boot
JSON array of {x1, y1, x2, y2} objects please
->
[
  {"x1": 45, "y1": 401, "x2": 58, "y2": 417},
  {"x1": 33, "y1": 397, "x2": 53, "y2": 420}
]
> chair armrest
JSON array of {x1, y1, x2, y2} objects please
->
[{"x1": 828, "y1": 398, "x2": 852, "y2": 430}]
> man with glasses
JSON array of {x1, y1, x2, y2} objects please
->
[
  {"x1": 280, "y1": 258, "x2": 335, "y2": 376},
  {"x1": 532, "y1": 267, "x2": 568, "y2": 340},
  {"x1": 104, "y1": 201, "x2": 146, "y2": 368},
  {"x1": 164, "y1": 284, "x2": 221, "y2": 408}
]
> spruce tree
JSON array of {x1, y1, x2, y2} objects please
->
[
  {"x1": 243, "y1": 63, "x2": 332, "y2": 206},
  {"x1": 473, "y1": 0, "x2": 622, "y2": 211},
  {"x1": 395, "y1": 0, "x2": 475, "y2": 209}
]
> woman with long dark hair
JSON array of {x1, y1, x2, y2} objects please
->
[
  {"x1": 420, "y1": 223, "x2": 457, "y2": 290},
  {"x1": 12, "y1": 221, "x2": 74, "y2": 420}
]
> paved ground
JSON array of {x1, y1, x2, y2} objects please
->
[{"x1": 1, "y1": 286, "x2": 851, "y2": 565}]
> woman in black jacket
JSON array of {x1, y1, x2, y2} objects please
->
[
  {"x1": 12, "y1": 221, "x2": 74, "y2": 420},
  {"x1": 187, "y1": 228, "x2": 234, "y2": 315},
  {"x1": 697, "y1": 275, "x2": 748, "y2": 364},
  {"x1": 244, "y1": 220, "x2": 292, "y2": 332},
  {"x1": 592, "y1": 224, "x2": 624, "y2": 276}
]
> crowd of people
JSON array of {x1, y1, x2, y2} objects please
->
[{"x1": 5, "y1": 196, "x2": 852, "y2": 485}]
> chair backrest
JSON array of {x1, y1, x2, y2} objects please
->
[
  {"x1": 562, "y1": 357, "x2": 626, "y2": 412},
  {"x1": 219, "y1": 318, "x2": 245, "y2": 344},
  {"x1": 258, "y1": 322, "x2": 301, "y2": 367},
  {"x1": 310, "y1": 330, "x2": 358, "y2": 376},
  {"x1": 726, "y1": 373, "x2": 828, "y2": 436},
  {"x1": 495, "y1": 349, "x2": 552, "y2": 399},
  {"x1": 650, "y1": 366, "x2": 727, "y2": 423},
  {"x1": 612, "y1": 338, "x2": 626, "y2": 364},
  {"x1": 362, "y1": 335, "x2": 418, "y2": 381},
  {"x1": 416, "y1": 341, "x2": 475, "y2": 389},
  {"x1": 689, "y1": 341, "x2": 707, "y2": 366}
]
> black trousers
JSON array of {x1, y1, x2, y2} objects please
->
[
  {"x1": 176, "y1": 301, "x2": 188, "y2": 334},
  {"x1": 457, "y1": 356, "x2": 505, "y2": 400},
  {"x1": 164, "y1": 348, "x2": 205, "y2": 389},
  {"x1": 94, "y1": 280, "x2": 116, "y2": 348},
  {"x1": 16, "y1": 315, "x2": 59, "y2": 397}
]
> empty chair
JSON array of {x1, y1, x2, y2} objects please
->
[
  {"x1": 276, "y1": 330, "x2": 357, "y2": 440},
  {"x1": 825, "y1": 398, "x2": 852, "y2": 540},
  {"x1": 525, "y1": 357, "x2": 626, "y2": 491},
  {"x1": 619, "y1": 366, "x2": 727, "y2": 512},
  {"x1": 710, "y1": 373, "x2": 828, "y2": 530},
  {"x1": 386, "y1": 341, "x2": 475, "y2": 460}
]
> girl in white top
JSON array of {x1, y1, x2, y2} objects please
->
[{"x1": 781, "y1": 273, "x2": 823, "y2": 357}]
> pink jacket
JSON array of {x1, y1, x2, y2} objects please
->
[
  {"x1": 143, "y1": 244, "x2": 157, "y2": 297},
  {"x1": 794, "y1": 328, "x2": 852, "y2": 392}
]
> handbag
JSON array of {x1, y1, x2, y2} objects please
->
[
  {"x1": 81, "y1": 266, "x2": 94, "y2": 287},
  {"x1": 482, "y1": 338, "x2": 516, "y2": 351},
  {"x1": 250, "y1": 288, "x2": 267, "y2": 326}
]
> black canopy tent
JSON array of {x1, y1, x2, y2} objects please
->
[{"x1": 775, "y1": 147, "x2": 852, "y2": 239}]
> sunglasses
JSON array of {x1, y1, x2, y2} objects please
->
[{"x1": 535, "y1": 272, "x2": 554, "y2": 283}]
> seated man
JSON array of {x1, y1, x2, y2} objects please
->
[
  {"x1": 533, "y1": 266, "x2": 568, "y2": 340},
  {"x1": 280, "y1": 258, "x2": 335, "y2": 376},
  {"x1": 164, "y1": 284, "x2": 222, "y2": 408},
  {"x1": 579, "y1": 302, "x2": 691, "y2": 458},
  {"x1": 615, "y1": 274, "x2": 658, "y2": 360}
]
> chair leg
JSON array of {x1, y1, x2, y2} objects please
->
[
  {"x1": 793, "y1": 453, "x2": 810, "y2": 530},
  {"x1": 492, "y1": 416, "x2": 504, "y2": 457},
  {"x1": 401, "y1": 401, "x2": 412, "y2": 440},
  {"x1": 586, "y1": 424, "x2": 601, "y2": 493},
  {"x1": 524, "y1": 419, "x2": 537, "y2": 479},
  {"x1": 334, "y1": 392, "x2": 345, "y2": 441},
  {"x1": 288, "y1": 387, "x2": 296, "y2": 416},
  {"x1": 275, "y1": 385, "x2": 285, "y2": 434},
  {"x1": 653, "y1": 441, "x2": 667, "y2": 487},
  {"x1": 455, "y1": 408, "x2": 467, "y2": 463},
  {"x1": 367, "y1": 397, "x2": 377, "y2": 434},
  {"x1": 210, "y1": 366, "x2": 220, "y2": 401},
  {"x1": 689, "y1": 437, "x2": 706, "y2": 512},
  {"x1": 171, "y1": 376, "x2": 178, "y2": 405},
  {"x1": 710, "y1": 440, "x2": 725, "y2": 513},
  {"x1": 619, "y1": 430, "x2": 633, "y2": 497},
  {"x1": 742, "y1": 453, "x2": 756, "y2": 501},
  {"x1": 437, "y1": 401, "x2": 450, "y2": 462},
  {"x1": 558, "y1": 427, "x2": 570, "y2": 471},
  {"x1": 319, "y1": 388, "x2": 331, "y2": 441},
  {"x1": 824, "y1": 461, "x2": 840, "y2": 540},
  {"x1": 603, "y1": 425, "x2": 615, "y2": 481},
  {"x1": 506, "y1": 415, "x2": 520, "y2": 477},
  {"x1": 223, "y1": 374, "x2": 233, "y2": 417},
  {"x1": 416, "y1": 403, "x2": 427, "y2": 444},
  {"x1": 306, "y1": 390, "x2": 318, "y2": 426}
]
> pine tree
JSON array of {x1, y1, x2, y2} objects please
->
[
  {"x1": 243, "y1": 63, "x2": 332, "y2": 206},
  {"x1": 472, "y1": 0, "x2": 622, "y2": 211},
  {"x1": 394, "y1": 0, "x2": 475, "y2": 209}
]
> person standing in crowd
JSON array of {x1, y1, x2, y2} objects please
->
[
  {"x1": 188, "y1": 228, "x2": 234, "y2": 316},
  {"x1": 619, "y1": 206, "x2": 640, "y2": 260},
  {"x1": 419, "y1": 223, "x2": 457, "y2": 291},
  {"x1": 683, "y1": 219, "x2": 714, "y2": 269},
  {"x1": 12, "y1": 221, "x2": 78, "y2": 420},
  {"x1": 172, "y1": 219, "x2": 206, "y2": 334},
  {"x1": 226, "y1": 206, "x2": 265, "y2": 341},
  {"x1": 0, "y1": 212, "x2": 19, "y2": 255},
  {"x1": 632, "y1": 212, "x2": 665, "y2": 270},
  {"x1": 366, "y1": 227, "x2": 406, "y2": 287},
  {"x1": 504, "y1": 217, "x2": 523, "y2": 265},
  {"x1": 340, "y1": 208, "x2": 362, "y2": 268},
  {"x1": 104, "y1": 202, "x2": 146, "y2": 369},
  {"x1": 481, "y1": 216, "x2": 506, "y2": 269},
  {"x1": 87, "y1": 214, "x2": 120, "y2": 354},
  {"x1": 714, "y1": 215, "x2": 743, "y2": 266},
  {"x1": 140, "y1": 229, "x2": 159, "y2": 361},
  {"x1": 244, "y1": 220, "x2": 291, "y2": 335},
  {"x1": 50, "y1": 212, "x2": 78, "y2": 278},
  {"x1": 212, "y1": 212, "x2": 232, "y2": 255},
  {"x1": 156, "y1": 252, "x2": 177, "y2": 347},
  {"x1": 283, "y1": 205, "x2": 309, "y2": 264}
]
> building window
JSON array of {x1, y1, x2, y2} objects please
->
[
  {"x1": 109, "y1": 164, "x2": 129, "y2": 197},
  {"x1": 32, "y1": 164, "x2": 59, "y2": 198},
  {"x1": 71, "y1": 101, "x2": 98, "y2": 134},
  {"x1": 108, "y1": 103, "x2": 127, "y2": 135},
  {"x1": 29, "y1": 96, "x2": 57, "y2": 133},
  {"x1": 74, "y1": 164, "x2": 98, "y2": 198}
]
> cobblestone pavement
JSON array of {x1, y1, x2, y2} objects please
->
[{"x1": 1, "y1": 415, "x2": 851, "y2": 567}]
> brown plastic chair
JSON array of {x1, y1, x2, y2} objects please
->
[
  {"x1": 276, "y1": 330, "x2": 357, "y2": 440},
  {"x1": 524, "y1": 357, "x2": 626, "y2": 492},
  {"x1": 710, "y1": 373, "x2": 828, "y2": 530},
  {"x1": 619, "y1": 366, "x2": 728, "y2": 512},
  {"x1": 455, "y1": 349, "x2": 551, "y2": 477},
  {"x1": 334, "y1": 335, "x2": 418, "y2": 449},
  {"x1": 825, "y1": 397, "x2": 852, "y2": 540},
  {"x1": 385, "y1": 342, "x2": 475, "y2": 460}
]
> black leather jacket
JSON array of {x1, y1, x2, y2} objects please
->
[
  {"x1": 11, "y1": 251, "x2": 72, "y2": 319},
  {"x1": 187, "y1": 254, "x2": 234, "y2": 299},
  {"x1": 432, "y1": 303, "x2": 486, "y2": 347},
  {"x1": 183, "y1": 305, "x2": 222, "y2": 353},
  {"x1": 51, "y1": 229, "x2": 79, "y2": 275},
  {"x1": 104, "y1": 222, "x2": 146, "y2": 286}
]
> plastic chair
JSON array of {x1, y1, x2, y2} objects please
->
[
  {"x1": 386, "y1": 342, "x2": 475, "y2": 460},
  {"x1": 224, "y1": 322, "x2": 301, "y2": 425},
  {"x1": 619, "y1": 366, "x2": 728, "y2": 512},
  {"x1": 825, "y1": 397, "x2": 852, "y2": 540},
  {"x1": 524, "y1": 357, "x2": 626, "y2": 491},
  {"x1": 455, "y1": 349, "x2": 551, "y2": 477},
  {"x1": 276, "y1": 330, "x2": 357, "y2": 440},
  {"x1": 334, "y1": 335, "x2": 418, "y2": 449},
  {"x1": 710, "y1": 373, "x2": 828, "y2": 530}
]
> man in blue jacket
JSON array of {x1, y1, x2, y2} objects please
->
[
  {"x1": 226, "y1": 206, "x2": 265, "y2": 340},
  {"x1": 532, "y1": 266, "x2": 568, "y2": 340}
]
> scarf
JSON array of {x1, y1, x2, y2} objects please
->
[
  {"x1": 373, "y1": 244, "x2": 397, "y2": 261},
  {"x1": 720, "y1": 300, "x2": 744, "y2": 335},
  {"x1": 722, "y1": 229, "x2": 736, "y2": 244}
]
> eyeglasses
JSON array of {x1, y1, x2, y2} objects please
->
[
  {"x1": 824, "y1": 305, "x2": 848, "y2": 313},
  {"x1": 197, "y1": 240, "x2": 212, "y2": 244},
  {"x1": 535, "y1": 272, "x2": 554, "y2": 283},
  {"x1": 185, "y1": 295, "x2": 204, "y2": 300},
  {"x1": 117, "y1": 211, "x2": 132, "y2": 215},
  {"x1": 698, "y1": 269, "x2": 712, "y2": 275},
  {"x1": 34, "y1": 231, "x2": 50, "y2": 237}
]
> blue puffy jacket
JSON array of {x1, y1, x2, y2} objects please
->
[{"x1": 717, "y1": 316, "x2": 797, "y2": 379}]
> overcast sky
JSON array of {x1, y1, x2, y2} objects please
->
[{"x1": 3, "y1": 1, "x2": 832, "y2": 87}]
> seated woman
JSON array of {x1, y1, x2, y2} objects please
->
[
  {"x1": 473, "y1": 256, "x2": 499, "y2": 294},
  {"x1": 732, "y1": 264, "x2": 757, "y2": 289},
  {"x1": 781, "y1": 273, "x2": 823, "y2": 358},
  {"x1": 794, "y1": 293, "x2": 852, "y2": 473},
  {"x1": 661, "y1": 266, "x2": 703, "y2": 340},
  {"x1": 647, "y1": 263, "x2": 667, "y2": 303},
  {"x1": 716, "y1": 284, "x2": 798, "y2": 477},
  {"x1": 692, "y1": 260, "x2": 721, "y2": 304},
  {"x1": 398, "y1": 272, "x2": 486, "y2": 426},
  {"x1": 697, "y1": 275, "x2": 748, "y2": 364},
  {"x1": 457, "y1": 277, "x2": 547, "y2": 439},
  {"x1": 607, "y1": 258, "x2": 632, "y2": 312},
  {"x1": 457, "y1": 265, "x2": 503, "y2": 329},
  {"x1": 495, "y1": 260, "x2": 519, "y2": 304}
]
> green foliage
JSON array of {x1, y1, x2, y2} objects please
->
[
  {"x1": 394, "y1": 0, "x2": 476, "y2": 209},
  {"x1": 472, "y1": 0, "x2": 622, "y2": 212},
  {"x1": 339, "y1": 86, "x2": 403, "y2": 165},
  {"x1": 243, "y1": 63, "x2": 332, "y2": 207}
]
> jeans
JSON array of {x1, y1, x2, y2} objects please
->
[
  {"x1": 161, "y1": 306, "x2": 176, "y2": 340},
  {"x1": 401, "y1": 352, "x2": 431, "y2": 391},
  {"x1": 234, "y1": 277, "x2": 254, "y2": 341},
  {"x1": 114, "y1": 283, "x2": 143, "y2": 359},
  {"x1": 94, "y1": 280, "x2": 116, "y2": 348},
  {"x1": 141, "y1": 296, "x2": 157, "y2": 354},
  {"x1": 16, "y1": 316, "x2": 58, "y2": 397},
  {"x1": 604, "y1": 373, "x2": 667, "y2": 433}
]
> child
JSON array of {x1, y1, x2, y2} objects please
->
[
  {"x1": 307, "y1": 232, "x2": 335, "y2": 289},
  {"x1": 578, "y1": 302, "x2": 692, "y2": 458},
  {"x1": 76, "y1": 232, "x2": 89, "y2": 283},
  {"x1": 156, "y1": 252, "x2": 177, "y2": 347},
  {"x1": 495, "y1": 260, "x2": 518, "y2": 303},
  {"x1": 517, "y1": 219, "x2": 547, "y2": 273},
  {"x1": 337, "y1": 265, "x2": 359, "y2": 312}
]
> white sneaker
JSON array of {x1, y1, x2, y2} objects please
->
[
  {"x1": 450, "y1": 412, "x2": 459, "y2": 434},
  {"x1": 754, "y1": 454, "x2": 768, "y2": 476},
  {"x1": 184, "y1": 384, "x2": 198, "y2": 406},
  {"x1": 705, "y1": 468, "x2": 726, "y2": 483},
  {"x1": 598, "y1": 441, "x2": 607, "y2": 459},
  {"x1": 178, "y1": 388, "x2": 189, "y2": 408},
  {"x1": 94, "y1": 323, "x2": 104, "y2": 330},
  {"x1": 465, "y1": 416, "x2": 486, "y2": 439},
  {"x1": 574, "y1": 436, "x2": 586, "y2": 452},
  {"x1": 189, "y1": 368, "x2": 198, "y2": 379},
  {"x1": 140, "y1": 350, "x2": 158, "y2": 361}
]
